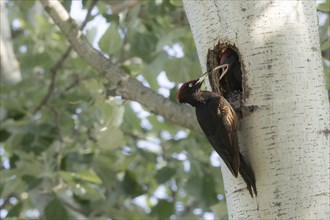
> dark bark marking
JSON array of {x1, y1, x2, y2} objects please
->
[{"x1": 319, "y1": 128, "x2": 330, "y2": 136}]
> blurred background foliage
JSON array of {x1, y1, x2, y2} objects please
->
[{"x1": 0, "y1": 0, "x2": 329, "y2": 219}]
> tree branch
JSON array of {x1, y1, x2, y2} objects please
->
[
  {"x1": 33, "y1": 0, "x2": 97, "y2": 114},
  {"x1": 39, "y1": 0, "x2": 201, "y2": 132}
]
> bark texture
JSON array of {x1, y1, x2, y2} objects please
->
[{"x1": 183, "y1": 0, "x2": 330, "y2": 219}]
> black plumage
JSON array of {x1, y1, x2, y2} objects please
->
[{"x1": 177, "y1": 72, "x2": 257, "y2": 197}]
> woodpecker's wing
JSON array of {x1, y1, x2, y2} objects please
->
[
  {"x1": 196, "y1": 95, "x2": 240, "y2": 177},
  {"x1": 218, "y1": 96, "x2": 240, "y2": 176}
]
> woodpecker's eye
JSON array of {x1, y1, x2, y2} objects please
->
[{"x1": 189, "y1": 83, "x2": 193, "y2": 87}]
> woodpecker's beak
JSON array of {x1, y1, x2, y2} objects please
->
[{"x1": 195, "y1": 71, "x2": 209, "y2": 85}]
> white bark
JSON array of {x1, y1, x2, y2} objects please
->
[
  {"x1": 0, "y1": 1, "x2": 22, "y2": 84},
  {"x1": 183, "y1": 0, "x2": 330, "y2": 219}
]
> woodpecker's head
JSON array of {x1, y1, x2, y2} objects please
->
[
  {"x1": 177, "y1": 72, "x2": 208, "y2": 104},
  {"x1": 177, "y1": 64, "x2": 229, "y2": 104}
]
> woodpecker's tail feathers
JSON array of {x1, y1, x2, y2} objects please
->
[{"x1": 239, "y1": 153, "x2": 257, "y2": 198}]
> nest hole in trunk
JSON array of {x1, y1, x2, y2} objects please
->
[{"x1": 206, "y1": 42, "x2": 245, "y2": 116}]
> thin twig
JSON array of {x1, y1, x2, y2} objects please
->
[
  {"x1": 63, "y1": 74, "x2": 80, "y2": 92},
  {"x1": 80, "y1": 0, "x2": 98, "y2": 30},
  {"x1": 87, "y1": 126, "x2": 97, "y2": 143},
  {"x1": 48, "y1": 104, "x2": 64, "y2": 142},
  {"x1": 33, "y1": 0, "x2": 98, "y2": 114},
  {"x1": 33, "y1": 47, "x2": 71, "y2": 114},
  {"x1": 47, "y1": 104, "x2": 64, "y2": 172}
]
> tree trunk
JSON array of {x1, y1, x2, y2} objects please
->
[
  {"x1": 0, "y1": 1, "x2": 22, "y2": 84},
  {"x1": 183, "y1": 0, "x2": 330, "y2": 219}
]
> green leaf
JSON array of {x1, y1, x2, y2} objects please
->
[
  {"x1": 97, "y1": 98, "x2": 125, "y2": 127},
  {"x1": 17, "y1": 0, "x2": 36, "y2": 10},
  {"x1": 44, "y1": 198, "x2": 70, "y2": 220},
  {"x1": 137, "y1": 148, "x2": 158, "y2": 163},
  {"x1": 0, "y1": 129, "x2": 11, "y2": 142},
  {"x1": 72, "y1": 182, "x2": 105, "y2": 201},
  {"x1": 59, "y1": 171, "x2": 76, "y2": 188},
  {"x1": 7, "y1": 202, "x2": 24, "y2": 218},
  {"x1": 112, "y1": 209, "x2": 153, "y2": 220},
  {"x1": 212, "y1": 202, "x2": 228, "y2": 219},
  {"x1": 184, "y1": 162, "x2": 218, "y2": 209},
  {"x1": 21, "y1": 175, "x2": 43, "y2": 191},
  {"x1": 169, "y1": 86, "x2": 179, "y2": 102},
  {"x1": 145, "y1": 51, "x2": 168, "y2": 74},
  {"x1": 98, "y1": 24, "x2": 123, "y2": 55},
  {"x1": 61, "y1": 0, "x2": 72, "y2": 12},
  {"x1": 143, "y1": 51, "x2": 168, "y2": 89},
  {"x1": 122, "y1": 104, "x2": 141, "y2": 129},
  {"x1": 0, "y1": 107, "x2": 7, "y2": 121},
  {"x1": 92, "y1": 153, "x2": 117, "y2": 189},
  {"x1": 103, "y1": 14, "x2": 120, "y2": 23},
  {"x1": 318, "y1": 1, "x2": 330, "y2": 12},
  {"x1": 165, "y1": 57, "x2": 200, "y2": 82},
  {"x1": 169, "y1": 0, "x2": 183, "y2": 7},
  {"x1": 82, "y1": 0, "x2": 88, "y2": 7},
  {"x1": 59, "y1": 170, "x2": 102, "y2": 185},
  {"x1": 15, "y1": 153, "x2": 43, "y2": 177},
  {"x1": 321, "y1": 39, "x2": 330, "y2": 52},
  {"x1": 156, "y1": 28, "x2": 186, "y2": 52},
  {"x1": 86, "y1": 26, "x2": 97, "y2": 44},
  {"x1": 74, "y1": 170, "x2": 102, "y2": 184},
  {"x1": 155, "y1": 166, "x2": 176, "y2": 184},
  {"x1": 148, "y1": 115, "x2": 176, "y2": 132},
  {"x1": 98, "y1": 126, "x2": 124, "y2": 150},
  {"x1": 1, "y1": 177, "x2": 26, "y2": 198},
  {"x1": 0, "y1": 169, "x2": 18, "y2": 184},
  {"x1": 57, "y1": 111, "x2": 75, "y2": 138},
  {"x1": 130, "y1": 32, "x2": 158, "y2": 62},
  {"x1": 201, "y1": 172, "x2": 218, "y2": 208},
  {"x1": 122, "y1": 170, "x2": 144, "y2": 197},
  {"x1": 184, "y1": 165, "x2": 203, "y2": 197},
  {"x1": 151, "y1": 199, "x2": 174, "y2": 220},
  {"x1": 82, "y1": 78, "x2": 103, "y2": 95}
]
